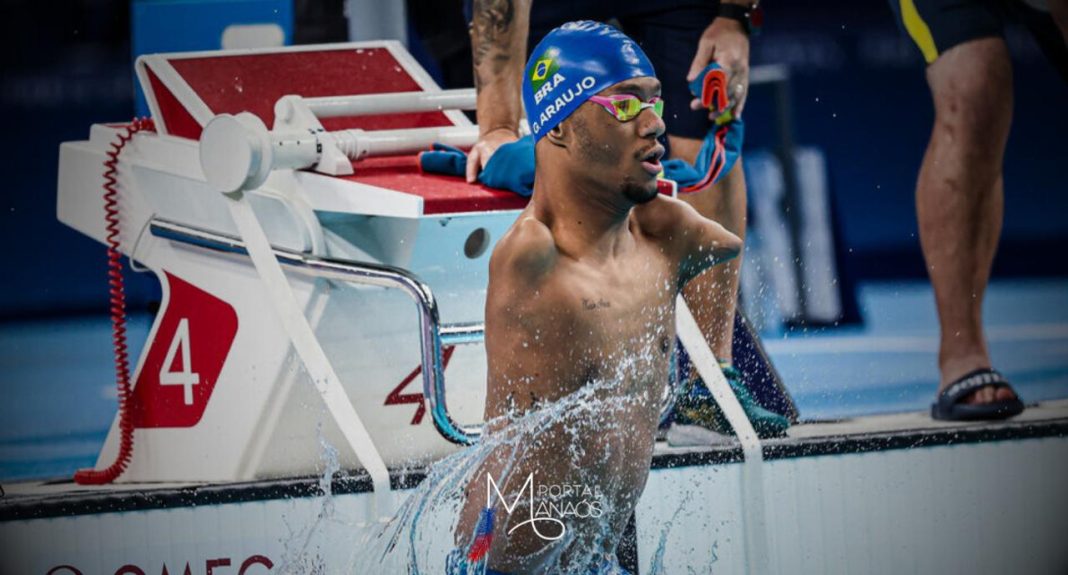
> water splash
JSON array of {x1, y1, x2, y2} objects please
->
[
  {"x1": 644, "y1": 490, "x2": 707, "y2": 575},
  {"x1": 277, "y1": 423, "x2": 345, "y2": 574},
  {"x1": 352, "y1": 354, "x2": 666, "y2": 574}
]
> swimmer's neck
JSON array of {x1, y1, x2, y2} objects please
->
[{"x1": 532, "y1": 169, "x2": 637, "y2": 259}]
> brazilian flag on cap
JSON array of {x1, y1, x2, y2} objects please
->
[{"x1": 530, "y1": 49, "x2": 559, "y2": 91}]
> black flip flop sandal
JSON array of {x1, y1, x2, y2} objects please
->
[{"x1": 931, "y1": 368, "x2": 1025, "y2": 421}]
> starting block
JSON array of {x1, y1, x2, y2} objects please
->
[{"x1": 59, "y1": 42, "x2": 532, "y2": 485}]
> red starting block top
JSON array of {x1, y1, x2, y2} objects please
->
[
  {"x1": 138, "y1": 42, "x2": 530, "y2": 215},
  {"x1": 341, "y1": 156, "x2": 529, "y2": 215},
  {"x1": 140, "y1": 44, "x2": 454, "y2": 139}
]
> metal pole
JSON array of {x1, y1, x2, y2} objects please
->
[{"x1": 305, "y1": 89, "x2": 477, "y2": 117}]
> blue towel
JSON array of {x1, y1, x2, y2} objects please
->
[{"x1": 418, "y1": 138, "x2": 535, "y2": 197}]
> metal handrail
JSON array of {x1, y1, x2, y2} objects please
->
[
  {"x1": 150, "y1": 218, "x2": 483, "y2": 445},
  {"x1": 301, "y1": 89, "x2": 477, "y2": 118},
  {"x1": 440, "y1": 322, "x2": 486, "y2": 346}
]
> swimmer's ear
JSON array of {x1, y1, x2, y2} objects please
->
[{"x1": 544, "y1": 124, "x2": 567, "y2": 148}]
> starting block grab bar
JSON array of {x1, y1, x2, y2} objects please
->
[
  {"x1": 291, "y1": 89, "x2": 476, "y2": 118},
  {"x1": 150, "y1": 218, "x2": 483, "y2": 445},
  {"x1": 199, "y1": 111, "x2": 479, "y2": 193}
]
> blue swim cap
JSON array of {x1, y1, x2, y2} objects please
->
[{"x1": 523, "y1": 21, "x2": 656, "y2": 141}]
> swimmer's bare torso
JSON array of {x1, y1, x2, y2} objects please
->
[{"x1": 458, "y1": 193, "x2": 740, "y2": 572}]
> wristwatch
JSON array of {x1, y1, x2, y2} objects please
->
[{"x1": 716, "y1": 1, "x2": 763, "y2": 36}]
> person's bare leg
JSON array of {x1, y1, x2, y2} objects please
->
[
  {"x1": 670, "y1": 135, "x2": 746, "y2": 361},
  {"x1": 919, "y1": 37, "x2": 1016, "y2": 405}
]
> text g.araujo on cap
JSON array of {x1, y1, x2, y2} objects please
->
[{"x1": 522, "y1": 21, "x2": 657, "y2": 141}]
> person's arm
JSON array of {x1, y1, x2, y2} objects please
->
[
  {"x1": 636, "y1": 196, "x2": 742, "y2": 287},
  {"x1": 467, "y1": 0, "x2": 532, "y2": 182},
  {"x1": 677, "y1": 204, "x2": 742, "y2": 287},
  {"x1": 687, "y1": 0, "x2": 756, "y2": 118}
]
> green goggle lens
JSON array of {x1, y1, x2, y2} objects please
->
[
  {"x1": 611, "y1": 97, "x2": 664, "y2": 121},
  {"x1": 652, "y1": 98, "x2": 664, "y2": 118}
]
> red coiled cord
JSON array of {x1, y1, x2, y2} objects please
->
[{"x1": 74, "y1": 117, "x2": 156, "y2": 485}]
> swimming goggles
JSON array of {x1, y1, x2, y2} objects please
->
[{"x1": 587, "y1": 95, "x2": 664, "y2": 122}]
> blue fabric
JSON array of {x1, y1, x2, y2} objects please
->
[
  {"x1": 417, "y1": 138, "x2": 535, "y2": 197},
  {"x1": 522, "y1": 20, "x2": 656, "y2": 140},
  {"x1": 479, "y1": 137, "x2": 535, "y2": 197},
  {"x1": 666, "y1": 63, "x2": 744, "y2": 192},
  {"x1": 418, "y1": 142, "x2": 467, "y2": 175},
  {"x1": 661, "y1": 116, "x2": 744, "y2": 193},
  {"x1": 688, "y1": 63, "x2": 724, "y2": 117}
]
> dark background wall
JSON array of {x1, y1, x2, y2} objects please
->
[
  {"x1": 1, "y1": 0, "x2": 1065, "y2": 318},
  {"x1": 738, "y1": 2, "x2": 1068, "y2": 279}
]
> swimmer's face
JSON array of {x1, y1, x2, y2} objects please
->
[{"x1": 568, "y1": 77, "x2": 666, "y2": 204}]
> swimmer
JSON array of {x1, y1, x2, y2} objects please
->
[
  {"x1": 452, "y1": 22, "x2": 742, "y2": 574},
  {"x1": 467, "y1": 0, "x2": 790, "y2": 442}
]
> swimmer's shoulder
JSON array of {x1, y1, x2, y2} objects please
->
[
  {"x1": 633, "y1": 194, "x2": 742, "y2": 282},
  {"x1": 631, "y1": 194, "x2": 700, "y2": 244},
  {"x1": 489, "y1": 214, "x2": 558, "y2": 283}
]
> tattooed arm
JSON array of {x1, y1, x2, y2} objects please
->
[{"x1": 466, "y1": 0, "x2": 532, "y2": 182}]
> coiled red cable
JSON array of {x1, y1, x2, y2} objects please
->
[{"x1": 74, "y1": 117, "x2": 156, "y2": 485}]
